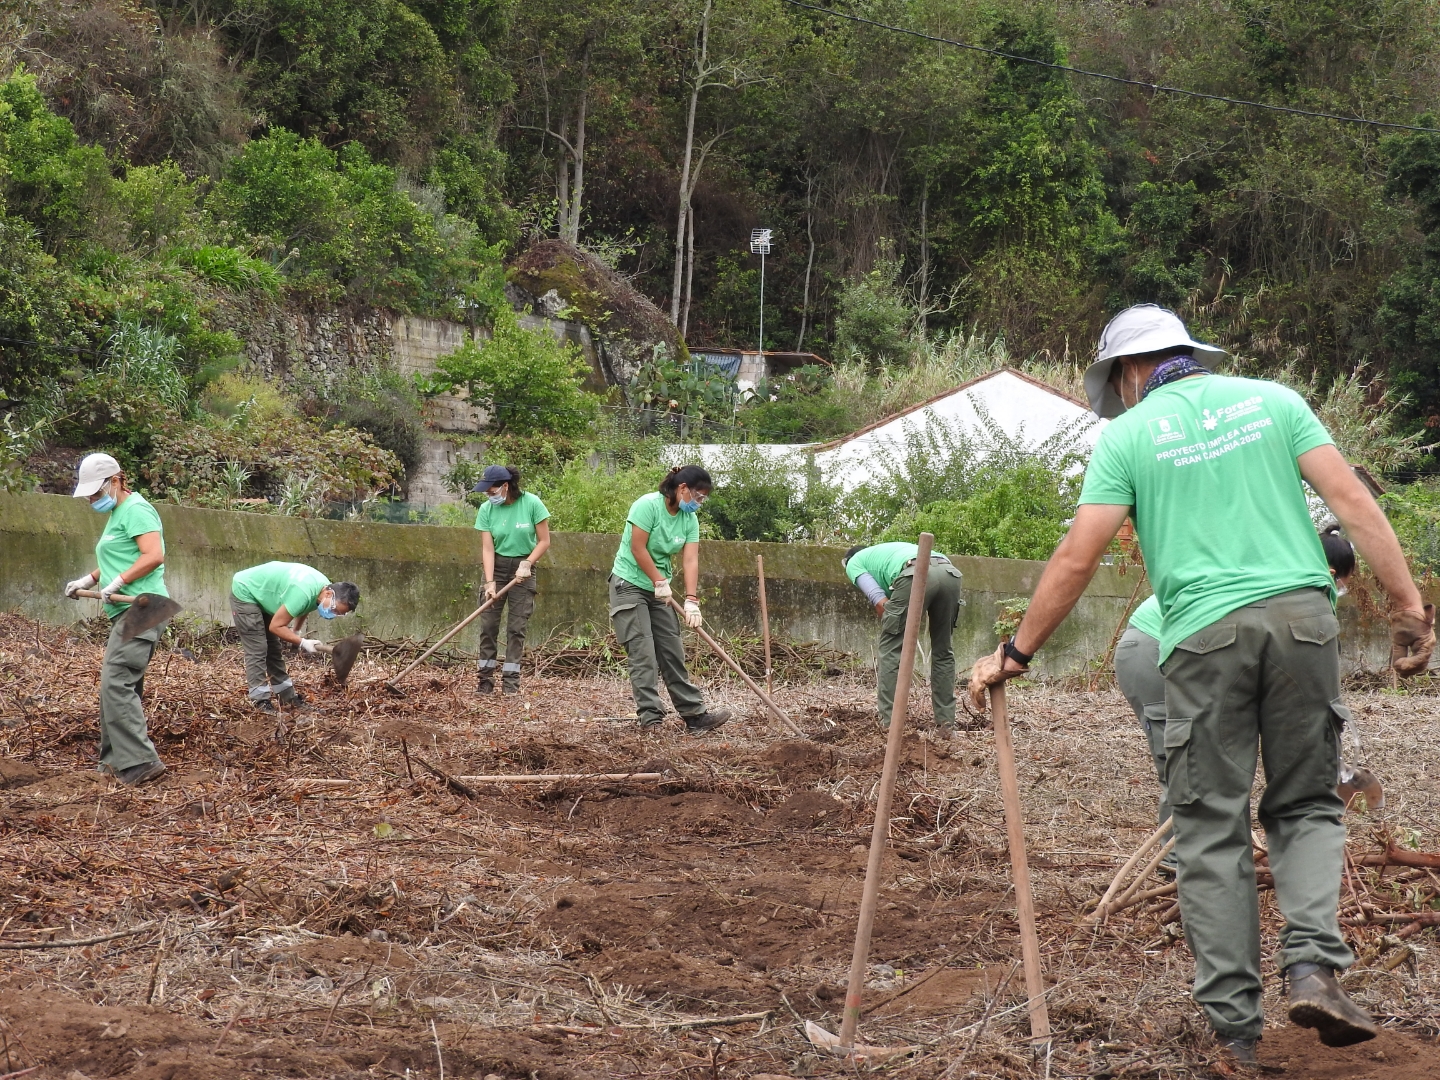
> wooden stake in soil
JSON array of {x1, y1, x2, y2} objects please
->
[
  {"x1": 384, "y1": 578, "x2": 520, "y2": 693},
  {"x1": 991, "y1": 682, "x2": 1052, "y2": 1053},
  {"x1": 839, "y1": 532, "x2": 933, "y2": 1050},
  {"x1": 757, "y1": 555, "x2": 773, "y2": 695},
  {"x1": 665, "y1": 598, "x2": 804, "y2": 737}
]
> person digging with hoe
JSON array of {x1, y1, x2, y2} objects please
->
[
  {"x1": 472, "y1": 465, "x2": 550, "y2": 695},
  {"x1": 967, "y1": 304, "x2": 1434, "y2": 1064},
  {"x1": 608, "y1": 465, "x2": 731, "y2": 734},
  {"x1": 230, "y1": 562, "x2": 360, "y2": 711},
  {"x1": 842, "y1": 541, "x2": 964, "y2": 736},
  {"x1": 63, "y1": 453, "x2": 171, "y2": 786}
]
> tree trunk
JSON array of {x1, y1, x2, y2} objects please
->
[
  {"x1": 670, "y1": 0, "x2": 712, "y2": 325},
  {"x1": 555, "y1": 108, "x2": 571, "y2": 241},
  {"x1": 681, "y1": 197, "x2": 697, "y2": 337},
  {"x1": 918, "y1": 171, "x2": 930, "y2": 334},
  {"x1": 796, "y1": 168, "x2": 816, "y2": 352},
  {"x1": 566, "y1": 38, "x2": 593, "y2": 247}
]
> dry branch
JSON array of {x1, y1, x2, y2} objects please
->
[{"x1": 0, "y1": 921, "x2": 158, "y2": 950}]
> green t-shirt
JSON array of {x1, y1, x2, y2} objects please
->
[
  {"x1": 1128, "y1": 595, "x2": 1162, "y2": 639},
  {"x1": 1078, "y1": 374, "x2": 1335, "y2": 663},
  {"x1": 845, "y1": 542, "x2": 932, "y2": 594},
  {"x1": 95, "y1": 493, "x2": 167, "y2": 619},
  {"x1": 232, "y1": 561, "x2": 330, "y2": 618},
  {"x1": 611, "y1": 491, "x2": 700, "y2": 591},
  {"x1": 474, "y1": 491, "x2": 550, "y2": 557}
]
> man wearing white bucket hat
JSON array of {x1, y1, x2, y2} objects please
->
[
  {"x1": 968, "y1": 304, "x2": 1433, "y2": 1061},
  {"x1": 64, "y1": 452, "x2": 170, "y2": 786}
]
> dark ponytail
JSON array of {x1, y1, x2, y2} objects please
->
[
  {"x1": 1320, "y1": 525, "x2": 1356, "y2": 579},
  {"x1": 659, "y1": 464, "x2": 712, "y2": 500},
  {"x1": 503, "y1": 465, "x2": 522, "y2": 503}
]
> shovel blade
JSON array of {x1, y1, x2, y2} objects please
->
[
  {"x1": 1338, "y1": 766, "x2": 1384, "y2": 811},
  {"x1": 328, "y1": 634, "x2": 365, "y2": 685},
  {"x1": 120, "y1": 594, "x2": 182, "y2": 641}
]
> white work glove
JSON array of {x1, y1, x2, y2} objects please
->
[
  {"x1": 683, "y1": 598, "x2": 702, "y2": 628},
  {"x1": 98, "y1": 575, "x2": 126, "y2": 602},
  {"x1": 483, "y1": 580, "x2": 498, "y2": 601},
  {"x1": 64, "y1": 573, "x2": 97, "y2": 598},
  {"x1": 299, "y1": 638, "x2": 321, "y2": 655},
  {"x1": 652, "y1": 578, "x2": 672, "y2": 600},
  {"x1": 514, "y1": 560, "x2": 532, "y2": 581}
]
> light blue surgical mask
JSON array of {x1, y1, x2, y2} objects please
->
[
  {"x1": 318, "y1": 600, "x2": 337, "y2": 619},
  {"x1": 487, "y1": 493, "x2": 506, "y2": 505},
  {"x1": 91, "y1": 493, "x2": 116, "y2": 513},
  {"x1": 678, "y1": 498, "x2": 702, "y2": 513}
]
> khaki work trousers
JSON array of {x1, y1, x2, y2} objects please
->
[
  {"x1": 608, "y1": 575, "x2": 705, "y2": 726},
  {"x1": 98, "y1": 613, "x2": 163, "y2": 772},
  {"x1": 1114, "y1": 626, "x2": 1173, "y2": 834},
  {"x1": 230, "y1": 596, "x2": 298, "y2": 703},
  {"x1": 478, "y1": 554, "x2": 538, "y2": 691},
  {"x1": 1161, "y1": 587, "x2": 1352, "y2": 1040},
  {"x1": 876, "y1": 558, "x2": 963, "y2": 728}
]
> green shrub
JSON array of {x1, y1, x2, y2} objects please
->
[
  {"x1": 630, "y1": 353, "x2": 737, "y2": 429},
  {"x1": 174, "y1": 245, "x2": 282, "y2": 294},
  {"x1": 738, "y1": 365, "x2": 852, "y2": 442},
  {"x1": 833, "y1": 248, "x2": 918, "y2": 368},
  {"x1": 1381, "y1": 482, "x2": 1440, "y2": 574},
  {"x1": 540, "y1": 457, "x2": 667, "y2": 534},
  {"x1": 417, "y1": 308, "x2": 599, "y2": 435}
]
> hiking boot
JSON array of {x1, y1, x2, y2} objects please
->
[
  {"x1": 931, "y1": 724, "x2": 956, "y2": 741},
  {"x1": 637, "y1": 717, "x2": 665, "y2": 732},
  {"x1": 1286, "y1": 962, "x2": 1378, "y2": 1046},
  {"x1": 1216, "y1": 1036, "x2": 1258, "y2": 1065},
  {"x1": 477, "y1": 673, "x2": 495, "y2": 694},
  {"x1": 502, "y1": 680, "x2": 520, "y2": 696},
  {"x1": 683, "y1": 709, "x2": 732, "y2": 735},
  {"x1": 254, "y1": 699, "x2": 279, "y2": 714},
  {"x1": 115, "y1": 760, "x2": 166, "y2": 787}
]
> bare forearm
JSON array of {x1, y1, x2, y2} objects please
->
[
  {"x1": 481, "y1": 534, "x2": 495, "y2": 582},
  {"x1": 631, "y1": 530, "x2": 662, "y2": 582},
  {"x1": 1329, "y1": 488, "x2": 1422, "y2": 609},
  {"x1": 682, "y1": 544, "x2": 699, "y2": 596},
  {"x1": 528, "y1": 524, "x2": 551, "y2": 565}
]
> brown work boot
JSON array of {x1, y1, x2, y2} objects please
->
[
  {"x1": 683, "y1": 709, "x2": 731, "y2": 735},
  {"x1": 1215, "y1": 1035, "x2": 1258, "y2": 1066},
  {"x1": 1286, "y1": 963, "x2": 1377, "y2": 1046},
  {"x1": 115, "y1": 760, "x2": 166, "y2": 787}
]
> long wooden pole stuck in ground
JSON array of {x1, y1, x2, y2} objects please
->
[
  {"x1": 385, "y1": 578, "x2": 520, "y2": 690},
  {"x1": 839, "y1": 532, "x2": 934, "y2": 1050},
  {"x1": 665, "y1": 598, "x2": 805, "y2": 738},
  {"x1": 757, "y1": 555, "x2": 773, "y2": 695},
  {"x1": 991, "y1": 681, "x2": 1052, "y2": 1053}
]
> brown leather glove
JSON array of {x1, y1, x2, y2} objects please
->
[
  {"x1": 967, "y1": 643, "x2": 1029, "y2": 712},
  {"x1": 1390, "y1": 604, "x2": 1436, "y2": 677}
]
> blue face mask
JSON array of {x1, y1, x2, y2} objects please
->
[
  {"x1": 678, "y1": 498, "x2": 702, "y2": 513},
  {"x1": 318, "y1": 600, "x2": 338, "y2": 619},
  {"x1": 91, "y1": 493, "x2": 116, "y2": 513},
  {"x1": 487, "y1": 492, "x2": 506, "y2": 505}
]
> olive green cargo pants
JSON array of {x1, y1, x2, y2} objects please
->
[
  {"x1": 230, "y1": 597, "x2": 299, "y2": 703},
  {"x1": 98, "y1": 613, "x2": 163, "y2": 772},
  {"x1": 1160, "y1": 588, "x2": 1352, "y2": 1041},
  {"x1": 877, "y1": 558, "x2": 964, "y2": 729},
  {"x1": 1114, "y1": 626, "x2": 1172, "y2": 834},
  {"x1": 478, "y1": 554, "x2": 537, "y2": 691},
  {"x1": 608, "y1": 576, "x2": 705, "y2": 726}
]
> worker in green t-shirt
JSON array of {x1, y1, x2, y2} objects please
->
[
  {"x1": 63, "y1": 453, "x2": 171, "y2": 787},
  {"x1": 230, "y1": 562, "x2": 360, "y2": 711},
  {"x1": 608, "y1": 465, "x2": 731, "y2": 734},
  {"x1": 842, "y1": 541, "x2": 964, "y2": 734},
  {"x1": 472, "y1": 465, "x2": 551, "y2": 695},
  {"x1": 968, "y1": 305, "x2": 1434, "y2": 1062}
]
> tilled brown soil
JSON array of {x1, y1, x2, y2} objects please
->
[{"x1": 1, "y1": 612, "x2": 1438, "y2": 1078}]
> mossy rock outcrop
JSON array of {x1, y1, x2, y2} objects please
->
[{"x1": 506, "y1": 240, "x2": 686, "y2": 385}]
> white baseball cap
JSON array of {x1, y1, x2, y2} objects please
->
[
  {"x1": 1084, "y1": 304, "x2": 1225, "y2": 418},
  {"x1": 72, "y1": 453, "x2": 122, "y2": 498}
]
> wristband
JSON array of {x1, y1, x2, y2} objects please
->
[{"x1": 1004, "y1": 640, "x2": 1033, "y2": 668}]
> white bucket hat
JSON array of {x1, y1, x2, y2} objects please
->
[
  {"x1": 1084, "y1": 304, "x2": 1225, "y2": 418},
  {"x1": 72, "y1": 452, "x2": 122, "y2": 498}
]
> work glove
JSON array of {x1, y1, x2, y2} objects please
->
[
  {"x1": 514, "y1": 560, "x2": 532, "y2": 581},
  {"x1": 653, "y1": 578, "x2": 673, "y2": 600},
  {"x1": 64, "y1": 573, "x2": 97, "y2": 599},
  {"x1": 966, "y1": 643, "x2": 1029, "y2": 712},
  {"x1": 1390, "y1": 604, "x2": 1436, "y2": 677},
  {"x1": 683, "y1": 598, "x2": 703, "y2": 628},
  {"x1": 483, "y1": 580, "x2": 498, "y2": 601},
  {"x1": 299, "y1": 638, "x2": 321, "y2": 655},
  {"x1": 98, "y1": 575, "x2": 127, "y2": 602}
]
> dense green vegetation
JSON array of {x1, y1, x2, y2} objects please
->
[{"x1": 8, "y1": 0, "x2": 1440, "y2": 559}]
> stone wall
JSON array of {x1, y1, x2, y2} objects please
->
[{"x1": 0, "y1": 490, "x2": 1206, "y2": 678}]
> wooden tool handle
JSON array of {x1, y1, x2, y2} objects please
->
[
  {"x1": 386, "y1": 577, "x2": 521, "y2": 688},
  {"x1": 74, "y1": 589, "x2": 137, "y2": 604}
]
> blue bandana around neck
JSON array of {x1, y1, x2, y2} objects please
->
[{"x1": 1143, "y1": 355, "x2": 1210, "y2": 399}]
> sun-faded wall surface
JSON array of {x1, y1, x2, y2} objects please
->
[{"x1": 0, "y1": 491, "x2": 1395, "y2": 675}]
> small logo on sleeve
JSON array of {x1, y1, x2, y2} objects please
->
[{"x1": 1148, "y1": 415, "x2": 1186, "y2": 445}]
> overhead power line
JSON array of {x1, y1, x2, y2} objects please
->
[{"x1": 782, "y1": 0, "x2": 1440, "y2": 134}]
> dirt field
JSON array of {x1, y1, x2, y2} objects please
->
[{"x1": 1, "y1": 612, "x2": 1438, "y2": 1079}]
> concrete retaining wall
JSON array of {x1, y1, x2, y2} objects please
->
[{"x1": 0, "y1": 492, "x2": 1399, "y2": 675}]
